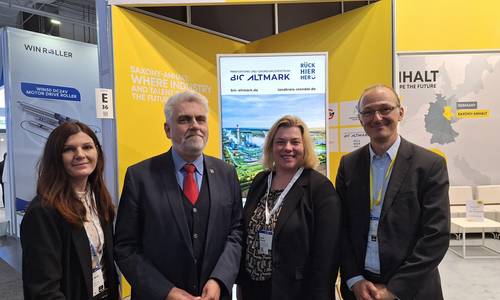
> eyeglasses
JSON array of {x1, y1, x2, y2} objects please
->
[{"x1": 358, "y1": 106, "x2": 399, "y2": 118}]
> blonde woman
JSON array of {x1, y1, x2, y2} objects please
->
[{"x1": 238, "y1": 115, "x2": 341, "y2": 300}]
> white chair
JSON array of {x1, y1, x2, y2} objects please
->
[
  {"x1": 476, "y1": 185, "x2": 500, "y2": 205},
  {"x1": 449, "y1": 185, "x2": 473, "y2": 206},
  {"x1": 449, "y1": 186, "x2": 473, "y2": 236},
  {"x1": 476, "y1": 185, "x2": 500, "y2": 230},
  {"x1": 449, "y1": 186, "x2": 472, "y2": 217}
]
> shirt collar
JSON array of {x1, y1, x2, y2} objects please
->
[
  {"x1": 171, "y1": 148, "x2": 204, "y2": 174},
  {"x1": 369, "y1": 135, "x2": 401, "y2": 162}
]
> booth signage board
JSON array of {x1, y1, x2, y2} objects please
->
[
  {"x1": 95, "y1": 88, "x2": 114, "y2": 119},
  {"x1": 398, "y1": 51, "x2": 500, "y2": 186},
  {"x1": 218, "y1": 53, "x2": 328, "y2": 195},
  {"x1": 4, "y1": 28, "x2": 101, "y2": 213}
]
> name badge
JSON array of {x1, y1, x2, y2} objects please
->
[
  {"x1": 368, "y1": 216, "x2": 379, "y2": 242},
  {"x1": 92, "y1": 267, "x2": 105, "y2": 297},
  {"x1": 258, "y1": 230, "x2": 273, "y2": 254}
]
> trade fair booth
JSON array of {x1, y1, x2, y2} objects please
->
[
  {"x1": 106, "y1": 0, "x2": 392, "y2": 184},
  {"x1": 95, "y1": 0, "x2": 500, "y2": 296},
  {"x1": 1, "y1": 0, "x2": 499, "y2": 298},
  {"x1": 103, "y1": 0, "x2": 392, "y2": 296}
]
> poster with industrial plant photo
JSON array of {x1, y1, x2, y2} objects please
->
[{"x1": 218, "y1": 53, "x2": 328, "y2": 196}]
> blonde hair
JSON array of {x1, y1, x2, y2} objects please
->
[{"x1": 262, "y1": 115, "x2": 319, "y2": 170}]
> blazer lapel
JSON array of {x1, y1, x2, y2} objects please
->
[
  {"x1": 71, "y1": 225, "x2": 92, "y2": 297},
  {"x1": 380, "y1": 138, "x2": 413, "y2": 221},
  {"x1": 204, "y1": 157, "x2": 217, "y2": 255},
  {"x1": 355, "y1": 145, "x2": 372, "y2": 234},
  {"x1": 273, "y1": 172, "x2": 306, "y2": 238},
  {"x1": 243, "y1": 171, "x2": 269, "y2": 229},
  {"x1": 158, "y1": 150, "x2": 194, "y2": 257}
]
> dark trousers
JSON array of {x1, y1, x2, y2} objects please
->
[{"x1": 240, "y1": 279, "x2": 271, "y2": 300}]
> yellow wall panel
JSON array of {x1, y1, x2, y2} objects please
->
[
  {"x1": 112, "y1": 6, "x2": 244, "y2": 183},
  {"x1": 396, "y1": 0, "x2": 500, "y2": 51},
  {"x1": 244, "y1": 0, "x2": 393, "y2": 178}
]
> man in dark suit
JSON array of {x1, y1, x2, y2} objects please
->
[
  {"x1": 336, "y1": 85, "x2": 450, "y2": 300},
  {"x1": 114, "y1": 90, "x2": 243, "y2": 300}
]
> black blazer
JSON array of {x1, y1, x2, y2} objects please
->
[
  {"x1": 238, "y1": 168, "x2": 341, "y2": 300},
  {"x1": 336, "y1": 138, "x2": 450, "y2": 300},
  {"x1": 20, "y1": 196, "x2": 119, "y2": 300},
  {"x1": 114, "y1": 150, "x2": 243, "y2": 300}
]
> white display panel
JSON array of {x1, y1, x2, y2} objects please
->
[
  {"x1": 398, "y1": 51, "x2": 500, "y2": 186},
  {"x1": 218, "y1": 53, "x2": 328, "y2": 194}
]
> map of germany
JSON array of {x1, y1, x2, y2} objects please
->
[
  {"x1": 399, "y1": 52, "x2": 500, "y2": 186},
  {"x1": 424, "y1": 94, "x2": 459, "y2": 144}
]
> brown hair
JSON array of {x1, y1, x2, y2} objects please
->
[
  {"x1": 262, "y1": 115, "x2": 319, "y2": 170},
  {"x1": 37, "y1": 121, "x2": 114, "y2": 226}
]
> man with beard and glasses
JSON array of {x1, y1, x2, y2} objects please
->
[
  {"x1": 336, "y1": 85, "x2": 450, "y2": 300},
  {"x1": 115, "y1": 90, "x2": 243, "y2": 300}
]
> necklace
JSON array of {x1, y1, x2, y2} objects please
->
[{"x1": 76, "y1": 190, "x2": 87, "y2": 200}]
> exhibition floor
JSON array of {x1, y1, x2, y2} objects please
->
[
  {"x1": 0, "y1": 236, "x2": 499, "y2": 299},
  {"x1": 0, "y1": 236, "x2": 22, "y2": 299},
  {"x1": 444, "y1": 237, "x2": 500, "y2": 299}
]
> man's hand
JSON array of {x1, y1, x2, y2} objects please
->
[
  {"x1": 166, "y1": 287, "x2": 200, "y2": 300},
  {"x1": 201, "y1": 279, "x2": 221, "y2": 300},
  {"x1": 352, "y1": 279, "x2": 378, "y2": 300},
  {"x1": 373, "y1": 283, "x2": 397, "y2": 300}
]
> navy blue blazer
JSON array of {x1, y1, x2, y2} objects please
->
[{"x1": 114, "y1": 150, "x2": 243, "y2": 300}]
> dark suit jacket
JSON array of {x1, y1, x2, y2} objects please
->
[
  {"x1": 336, "y1": 138, "x2": 450, "y2": 300},
  {"x1": 238, "y1": 168, "x2": 341, "y2": 300},
  {"x1": 20, "y1": 196, "x2": 119, "y2": 300},
  {"x1": 114, "y1": 150, "x2": 243, "y2": 300}
]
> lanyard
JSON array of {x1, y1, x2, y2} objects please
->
[
  {"x1": 369, "y1": 155, "x2": 396, "y2": 210},
  {"x1": 81, "y1": 191, "x2": 103, "y2": 267},
  {"x1": 265, "y1": 167, "x2": 304, "y2": 225},
  {"x1": 90, "y1": 243, "x2": 102, "y2": 269}
]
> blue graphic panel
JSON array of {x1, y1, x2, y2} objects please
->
[{"x1": 21, "y1": 82, "x2": 81, "y2": 101}]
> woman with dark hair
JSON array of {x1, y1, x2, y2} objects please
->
[
  {"x1": 20, "y1": 121, "x2": 118, "y2": 300},
  {"x1": 238, "y1": 115, "x2": 341, "y2": 300}
]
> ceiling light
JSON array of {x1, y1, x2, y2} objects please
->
[{"x1": 50, "y1": 19, "x2": 61, "y2": 25}]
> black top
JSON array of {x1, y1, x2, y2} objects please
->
[
  {"x1": 239, "y1": 168, "x2": 341, "y2": 300},
  {"x1": 20, "y1": 196, "x2": 119, "y2": 300}
]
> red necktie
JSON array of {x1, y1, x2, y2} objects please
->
[{"x1": 183, "y1": 164, "x2": 199, "y2": 205}]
